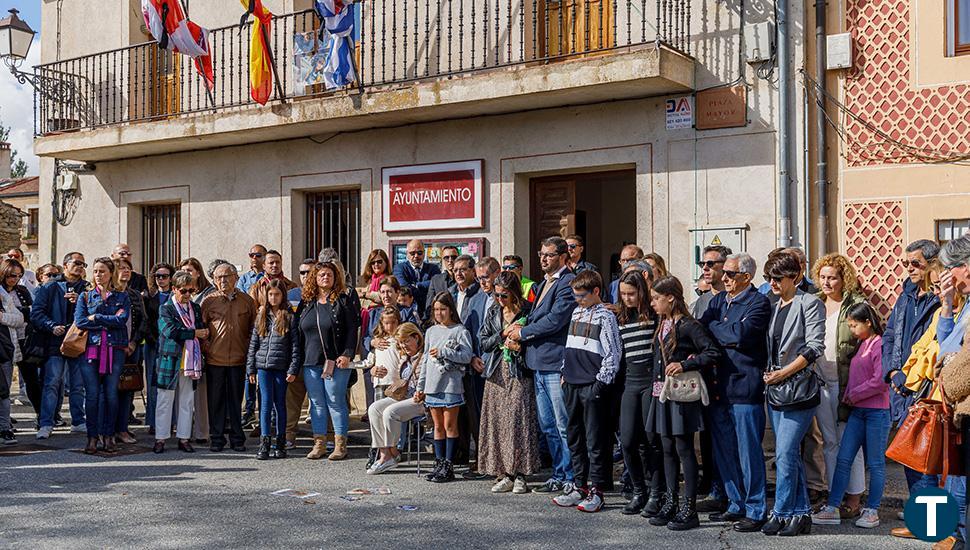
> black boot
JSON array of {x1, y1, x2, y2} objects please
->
[
  {"x1": 272, "y1": 436, "x2": 287, "y2": 459},
  {"x1": 431, "y1": 460, "x2": 455, "y2": 483},
  {"x1": 256, "y1": 436, "x2": 270, "y2": 460},
  {"x1": 667, "y1": 498, "x2": 700, "y2": 531},
  {"x1": 648, "y1": 491, "x2": 679, "y2": 526},
  {"x1": 641, "y1": 489, "x2": 664, "y2": 518},
  {"x1": 623, "y1": 492, "x2": 648, "y2": 515},
  {"x1": 425, "y1": 458, "x2": 444, "y2": 481},
  {"x1": 778, "y1": 514, "x2": 811, "y2": 537},
  {"x1": 761, "y1": 513, "x2": 786, "y2": 536}
]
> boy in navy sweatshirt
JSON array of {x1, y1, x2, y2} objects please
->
[{"x1": 552, "y1": 270, "x2": 622, "y2": 513}]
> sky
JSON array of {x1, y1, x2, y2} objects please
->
[{"x1": 1, "y1": 1, "x2": 43, "y2": 177}]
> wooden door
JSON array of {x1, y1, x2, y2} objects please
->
[
  {"x1": 530, "y1": 177, "x2": 576, "y2": 279},
  {"x1": 538, "y1": 0, "x2": 616, "y2": 58},
  {"x1": 150, "y1": 49, "x2": 181, "y2": 117}
]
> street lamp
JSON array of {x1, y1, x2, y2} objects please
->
[{"x1": 0, "y1": 8, "x2": 35, "y2": 73}]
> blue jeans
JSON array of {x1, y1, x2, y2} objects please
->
[
  {"x1": 79, "y1": 349, "x2": 125, "y2": 438},
  {"x1": 731, "y1": 403, "x2": 768, "y2": 520},
  {"x1": 905, "y1": 467, "x2": 940, "y2": 493},
  {"x1": 707, "y1": 403, "x2": 745, "y2": 515},
  {"x1": 144, "y1": 342, "x2": 159, "y2": 429},
  {"x1": 258, "y1": 370, "x2": 287, "y2": 437},
  {"x1": 769, "y1": 406, "x2": 815, "y2": 518},
  {"x1": 39, "y1": 355, "x2": 85, "y2": 428},
  {"x1": 948, "y1": 474, "x2": 967, "y2": 541},
  {"x1": 827, "y1": 407, "x2": 890, "y2": 509},
  {"x1": 534, "y1": 371, "x2": 574, "y2": 483},
  {"x1": 303, "y1": 366, "x2": 350, "y2": 436}
]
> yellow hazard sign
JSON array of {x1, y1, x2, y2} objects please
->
[{"x1": 710, "y1": 235, "x2": 722, "y2": 245}]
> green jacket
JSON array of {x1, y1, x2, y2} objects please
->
[{"x1": 820, "y1": 291, "x2": 865, "y2": 421}]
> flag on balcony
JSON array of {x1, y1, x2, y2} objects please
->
[
  {"x1": 141, "y1": 0, "x2": 214, "y2": 91},
  {"x1": 239, "y1": 0, "x2": 277, "y2": 105},
  {"x1": 313, "y1": 0, "x2": 357, "y2": 89}
]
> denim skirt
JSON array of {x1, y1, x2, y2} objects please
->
[{"x1": 425, "y1": 392, "x2": 465, "y2": 408}]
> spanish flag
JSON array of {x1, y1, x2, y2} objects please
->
[{"x1": 239, "y1": 0, "x2": 274, "y2": 105}]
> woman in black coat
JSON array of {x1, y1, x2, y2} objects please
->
[{"x1": 645, "y1": 276, "x2": 721, "y2": 531}]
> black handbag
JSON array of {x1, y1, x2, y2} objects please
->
[
  {"x1": 765, "y1": 364, "x2": 823, "y2": 411},
  {"x1": 20, "y1": 326, "x2": 46, "y2": 365}
]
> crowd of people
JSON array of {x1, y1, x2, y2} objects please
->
[{"x1": 6, "y1": 233, "x2": 970, "y2": 545}]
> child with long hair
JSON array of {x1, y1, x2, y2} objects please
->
[
  {"x1": 645, "y1": 276, "x2": 720, "y2": 531},
  {"x1": 812, "y1": 303, "x2": 888, "y2": 529},
  {"x1": 415, "y1": 292, "x2": 474, "y2": 483},
  {"x1": 246, "y1": 279, "x2": 298, "y2": 460}
]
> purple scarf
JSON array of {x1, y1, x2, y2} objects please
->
[
  {"x1": 84, "y1": 287, "x2": 121, "y2": 375},
  {"x1": 173, "y1": 296, "x2": 203, "y2": 380}
]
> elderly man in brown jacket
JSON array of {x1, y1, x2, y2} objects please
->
[{"x1": 202, "y1": 263, "x2": 258, "y2": 452}]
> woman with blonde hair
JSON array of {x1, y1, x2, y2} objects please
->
[
  {"x1": 644, "y1": 253, "x2": 669, "y2": 280},
  {"x1": 294, "y1": 260, "x2": 359, "y2": 460},
  {"x1": 366, "y1": 322, "x2": 427, "y2": 474},
  {"x1": 810, "y1": 253, "x2": 867, "y2": 518}
]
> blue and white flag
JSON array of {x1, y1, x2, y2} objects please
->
[{"x1": 314, "y1": 0, "x2": 357, "y2": 89}]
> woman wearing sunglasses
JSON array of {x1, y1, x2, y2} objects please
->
[
  {"x1": 143, "y1": 263, "x2": 175, "y2": 434},
  {"x1": 153, "y1": 271, "x2": 208, "y2": 454},
  {"x1": 477, "y1": 271, "x2": 540, "y2": 494}
]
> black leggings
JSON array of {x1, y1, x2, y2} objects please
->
[
  {"x1": 17, "y1": 361, "x2": 44, "y2": 418},
  {"x1": 662, "y1": 433, "x2": 698, "y2": 501},
  {"x1": 619, "y1": 384, "x2": 665, "y2": 494}
]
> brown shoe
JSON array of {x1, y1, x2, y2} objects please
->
[
  {"x1": 306, "y1": 436, "x2": 327, "y2": 460},
  {"x1": 328, "y1": 435, "x2": 348, "y2": 461},
  {"x1": 933, "y1": 536, "x2": 958, "y2": 550},
  {"x1": 839, "y1": 504, "x2": 861, "y2": 519},
  {"x1": 84, "y1": 437, "x2": 98, "y2": 455},
  {"x1": 889, "y1": 527, "x2": 915, "y2": 539}
]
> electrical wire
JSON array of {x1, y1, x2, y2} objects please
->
[{"x1": 801, "y1": 70, "x2": 970, "y2": 165}]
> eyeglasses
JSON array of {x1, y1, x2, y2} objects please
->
[
  {"x1": 5, "y1": 273, "x2": 19, "y2": 279},
  {"x1": 572, "y1": 290, "x2": 590, "y2": 299},
  {"x1": 177, "y1": 288, "x2": 195, "y2": 295},
  {"x1": 67, "y1": 260, "x2": 88, "y2": 268},
  {"x1": 249, "y1": 252, "x2": 264, "y2": 259},
  {"x1": 764, "y1": 275, "x2": 787, "y2": 283},
  {"x1": 370, "y1": 259, "x2": 385, "y2": 265},
  {"x1": 476, "y1": 276, "x2": 492, "y2": 282},
  {"x1": 299, "y1": 270, "x2": 311, "y2": 276},
  {"x1": 442, "y1": 255, "x2": 458, "y2": 261},
  {"x1": 538, "y1": 252, "x2": 560, "y2": 259},
  {"x1": 154, "y1": 273, "x2": 171, "y2": 279},
  {"x1": 722, "y1": 270, "x2": 742, "y2": 279},
  {"x1": 115, "y1": 251, "x2": 132, "y2": 257},
  {"x1": 567, "y1": 244, "x2": 579, "y2": 250},
  {"x1": 697, "y1": 260, "x2": 724, "y2": 269},
  {"x1": 901, "y1": 259, "x2": 924, "y2": 269},
  {"x1": 493, "y1": 292, "x2": 510, "y2": 299},
  {"x1": 502, "y1": 264, "x2": 520, "y2": 271}
]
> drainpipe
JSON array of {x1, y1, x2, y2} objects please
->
[
  {"x1": 777, "y1": 0, "x2": 793, "y2": 247},
  {"x1": 814, "y1": 0, "x2": 830, "y2": 255},
  {"x1": 49, "y1": 159, "x2": 60, "y2": 263}
]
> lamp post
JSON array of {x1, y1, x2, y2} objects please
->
[{"x1": 0, "y1": 8, "x2": 78, "y2": 110}]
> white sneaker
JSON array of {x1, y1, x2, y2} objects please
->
[
  {"x1": 577, "y1": 490, "x2": 604, "y2": 513},
  {"x1": 811, "y1": 505, "x2": 841, "y2": 525},
  {"x1": 553, "y1": 488, "x2": 586, "y2": 507},
  {"x1": 366, "y1": 456, "x2": 400, "y2": 475},
  {"x1": 512, "y1": 476, "x2": 530, "y2": 494},
  {"x1": 36, "y1": 425, "x2": 53, "y2": 440},
  {"x1": 491, "y1": 476, "x2": 515, "y2": 493},
  {"x1": 855, "y1": 508, "x2": 880, "y2": 528},
  {"x1": 70, "y1": 424, "x2": 86, "y2": 434}
]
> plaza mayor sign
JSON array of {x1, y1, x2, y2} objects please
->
[{"x1": 382, "y1": 160, "x2": 484, "y2": 232}]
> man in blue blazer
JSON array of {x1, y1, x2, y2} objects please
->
[
  {"x1": 392, "y1": 239, "x2": 441, "y2": 316},
  {"x1": 698, "y1": 252, "x2": 772, "y2": 532},
  {"x1": 508, "y1": 237, "x2": 577, "y2": 493}
]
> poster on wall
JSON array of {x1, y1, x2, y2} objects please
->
[
  {"x1": 382, "y1": 160, "x2": 484, "y2": 232},
  {"x1": 389, "y1": 239, "x2": 486, "y2": 269}
]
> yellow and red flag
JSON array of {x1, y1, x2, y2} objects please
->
[{"x1": 239, "y1": 0, "x2": 275, "y2": 105}]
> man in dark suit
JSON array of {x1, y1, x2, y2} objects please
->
[
  {"x1": 698, "y1": 252, "x2": 772, "y2": 532},
  {"x1": 446, "y1": 254, "x2": 486, "y2": 468},
  {"x1": 425, "y1": 245, "x2": 459, "y2": 319},
  {"x1": 508, "y1": 236, "x2": 578, "y2": 494},
  {"x1": 392, "y1": 239, "x2": 441, "y2": 312}
]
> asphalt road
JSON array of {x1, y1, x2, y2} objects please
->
[{"x1": 0, "y1": 402, "x2": 929, "y2": 550}]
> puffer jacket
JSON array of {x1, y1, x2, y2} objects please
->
[{"x1": 246, "y1": 312, "x2": 300, "y2": 376}]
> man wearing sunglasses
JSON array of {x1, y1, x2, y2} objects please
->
[
  {"x1": 237, "y1": 244, "x2": 268, "y2": 294},
  {"x1": 609, "y1": 245, "x2": 644, "y2": 304},
  {"x1": 690, "y1": 245, "x2": 732, "y2": 319},
  {"x1": 288, "y1": 258, "x2": 316, "y2": 310},
  {"x1": 31, "y1": 252, "x2": 89, "y2": 439},
  {"x1": 425, "y1": 245, "x2": 460, "y2": 318},
  {"x1": 565, "y1": 235, "x2": 598, "y2": 276},
  {"x1": 393, "y1": 239, "x2": 441, "y2": 316},
  {"x1": 112, "y1": 244, "x2": 148, "y2": 294}
]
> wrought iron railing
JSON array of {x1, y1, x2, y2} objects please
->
[{"x1": 33, "y1": 0, "x2": 691, "y2": 136}]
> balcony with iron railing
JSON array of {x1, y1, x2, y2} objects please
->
[{"x1": 33, "y1": 0, "x2": 695, "y2": 161}]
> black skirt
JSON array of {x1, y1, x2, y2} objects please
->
[{"x1": 644, "y1": 394, "x2": 705, "y2": 436}]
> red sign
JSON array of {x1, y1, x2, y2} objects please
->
[{"x1": 382, "y1": 160, "x2": 484, "y2": 232}]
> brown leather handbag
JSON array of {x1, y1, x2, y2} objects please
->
[
  {"x1": 59, "y1": 324, "x2": 88, "y2": 358},
  {"x1": 118, "y1": 363, "x2": 145, "y2": 393},
  {"x1": 886, "y1": 396, "x2": 963, "y2": 479}
]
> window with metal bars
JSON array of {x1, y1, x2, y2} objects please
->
[
  {"x1": 141, "y1": 204, "x2": 182, "y2": 274},
  {"x1": 305, "y1": 190, "x2": 362, "y2": 284}
]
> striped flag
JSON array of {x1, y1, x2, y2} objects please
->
[
  {"x1": 239, "y1": 0, "x2": 276, "y2": 105},
  {"x1": 314, "y1": 0, "x2": 357, "y2": 89},
  {"x1": 141, "y1": 0, "x2": 214, "y2": 90}
]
